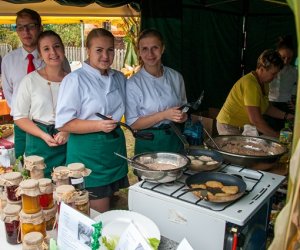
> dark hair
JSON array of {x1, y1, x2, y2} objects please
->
[
  {"x1": 37, "y1": 30, "x2": 65, "y2": 54},
  {"x1": 16, "y1": 8, "x2": 42, "y2": 27},
  {"x1": 277, "y1": 35, "x2": 294, "y2": 51},
  {"x1": 137, "y1": 28, "x2": 164, "y2": 47},
  {"x1": 86, "y1": 28, "x2": 114, "y2": 49},
  {"x1": 257, "y1": 49, "x2": 284, "y2": 70}
]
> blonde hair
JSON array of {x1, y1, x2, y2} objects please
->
[{"x1": 86, "y1": 28, "x2": 114, "y2": 49}]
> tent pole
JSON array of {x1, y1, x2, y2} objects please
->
[
  {"x1": 80, "y1": 20, "x2": 85, "y2": 63},
  {"x1": 241, "y1": 0, "x2": 249, "y2": 76}
]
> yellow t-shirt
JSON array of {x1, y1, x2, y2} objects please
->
[{"x1": 217, "y1": 72, "x2": 269, "y2": 127}]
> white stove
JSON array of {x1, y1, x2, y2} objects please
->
[{"x1": 128, "y1": 164, "x2": 285, "y2": 250}]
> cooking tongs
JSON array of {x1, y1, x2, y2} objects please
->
[
  {"x1": 179, "y1": 90, "x2": 204, "y2": 113},
  {"x1": 95, "y1": 113, "x2": 154, "y2": 140}
]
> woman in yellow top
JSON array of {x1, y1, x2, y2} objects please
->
[{"x1": 217, "y1": 49, "x2": 294, "y2": 138}]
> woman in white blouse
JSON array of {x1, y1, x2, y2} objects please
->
[
  {"x1": 55, "y1": 28, "x2": 128, "y2": 213},
  {"x1": 13, "y1": 30, "x2": 69, "y2": 177},
  {"x1": 126, "y1": 28, "x2": 187, "y2": 154}
]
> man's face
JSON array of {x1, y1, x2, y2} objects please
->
[{"x1": 16, "y1": 15, "x2": 42, "y2": 52}]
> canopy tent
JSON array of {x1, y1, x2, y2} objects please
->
[{"x1": 0, "y1": 0, "x2": 139, "y2": 24}]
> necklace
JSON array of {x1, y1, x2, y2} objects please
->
[{"x1": 44, "y1": 68, "x2": 60, "y2": 116}]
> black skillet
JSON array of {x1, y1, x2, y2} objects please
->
[
  {"x1": 185, "y1": 172, "x2": 247, "y2": 203},
  {"x1": 95, "y1": 113, "x2": 154, "y2": 140}
]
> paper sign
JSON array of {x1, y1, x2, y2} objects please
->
[
  {"x1": 57, "y1": 202, "x2": 95, "y2": 250},
  {"x1": 116, "y1": 222, "x2": 152, "y2": 250}
]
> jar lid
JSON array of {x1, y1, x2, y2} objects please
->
[
  {"x1": 38, "y1": 178, "x2": 53, "y2": 194},
  {"x1": 23, "y1": 231, "x2": 44, "y2": 245},
  {"x1": 1, "y1": 172, "x2": 22, "y2": 186},
  {"x1": 24, "y1": 155, "x2": 45, "y2": 170},
  {"x1": 56, "y1": 184, "x2": 75, "y2": 195},
  {"x1": 52, "y1": 166, "x2": 69, "y2": 180},
  {"x1": 3, "y1": 204, "x2": 21, "y2": 216},
  {"x1": 54, "y1": 185, "x2": 76, "y2": 203},
  {"x1": 68, "y1": 163, "x2": 85, "y2": 171},
  {"x1": 43, "y1": 204, "x2": 57, "y2": 219},
  {"x1": 53, "y1": 166, "x2": 69, "y2": 173},
  {"x1": 17, "y1": 179, "x2": 40, "y2": 196},
  {"x1": 75, "y1": 190, "x2": 89, "y2": 205},
  {"x1": 19, "y1": 209, "x2": 43, "y2": 220}
]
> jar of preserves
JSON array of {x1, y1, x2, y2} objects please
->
[
  {"x1": 19, "y1": 210, "x2": 46, "y2": 240},
  {"x1": 53, "y1": 185, "x2": 77, "y2": 213},
  {"x1": 74, "y1": 190, "x2": 90, "y2": 216},
  {"x1": 67, "y1": 163, "x2": 91, "y2": 190},
  {"x1": 24, "y1": 155, "x2": 45, "y2": 180},
  {"x1": 22, "y1": 231, "x2": 44, "y2": 250},
  {"x1": 43, "y1": 204, "x2": 57, "y2": 231},
  {"x1": 38, "y1": 178, "x2": 54, "y2": 210},
  {"x1": 51, "y1": 166, "x2": 69, "y2": 186},
  {"x1": 2, "y1": 204, "x2": 22, "y2": 244},
  {"x1": 0, "y1": 172, "x2": 22, "y2": 202},
  {"x1": 17, "y1": 179, "x2": 41, "y2": 214}
]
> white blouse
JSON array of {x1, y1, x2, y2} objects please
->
[{"x1": 13, "y1": 71, "x2": 60, "y2": 124}]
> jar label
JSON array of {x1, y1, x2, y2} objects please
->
[{"x1": 71, "y1": 177, "x2": 84, "y2": 185}]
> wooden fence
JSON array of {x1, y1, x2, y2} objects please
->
[{"x1": 0, "y1": 44, "x2": 126, "y2": 71}]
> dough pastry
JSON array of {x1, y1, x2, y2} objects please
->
[
  {"x1": 221, "y1": 185, "x2": 239, "y2": 194},
  {"x1": 199, "y1": 155, "x2": 213, "y2": 162},
  {"x1": 205, "y1": 180, "x2": 223, "y2": 189},
  {"x1": 206, "y1": 160, "x2": 219, "y2": 165},
  {"x1": 191, "y1": 159, "x2": 204, "y2": 166}
]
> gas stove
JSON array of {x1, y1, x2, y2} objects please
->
[{"x1": 128, "y1": 164, "x2": 285, "y2": 250}]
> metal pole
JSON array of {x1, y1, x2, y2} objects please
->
[{"x1": 80, "y1": 20, "x2": 85, "y2": 63}]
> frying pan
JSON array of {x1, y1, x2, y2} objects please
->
[
  {"x1": 95, "y1": 113, "x2": 154, "y2": 140},
  {"x1": 185, "y1": 172, "x2": 247, "y2": 203}
]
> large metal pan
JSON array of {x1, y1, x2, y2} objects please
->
[
  {"x1": 205, "y1": 135, "x2": 287, "y2": 170},
  {"x1": 185, "y1": 172, "x2": 247, "y2": 203},
  {"x1": 131, "y1": 152, "x2": 190, "y2": 183}
]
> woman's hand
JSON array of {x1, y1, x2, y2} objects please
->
[
  {"x1": 163, "y1": 107, "x2": 187, "y2": 123},
  {"x1": 54, "y1": 131, "x2": 69, "y2": 145},
  {"x1": 99, "y1": 119, "x2": 118, "y2": 133},
  {"x1": 40, "y1": 132, "x2": 59, "y2": 147}
]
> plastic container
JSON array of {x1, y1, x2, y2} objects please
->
[
  {"x1": 2, "y1": 204, "x2": 22, "y2": 244},
  {"x1": 51, "y1": 166, "x2": 69, "y2": 186},
  {"x1": 74, "y1": 190, "x2": 90, "y2": 216},
  {"x1": 1, "y1": 172, "x2": 22, "y2": 202},
  {"x1": 24, "y1": 155, "x2": 45, "y2": 180},
  {"x1": 38, "y1": 178, "x2": 54, "y2": 210},
  {"x1": 43, "y1": 204, "x2": 57, "y2": 231},
  {"x1": 19, "y1": 210, "x2": 46, "y2": 240},
  {"x1": 67, "y1": 163, "x2": 91, "y2": 190},
  {"x1": 22, "y1": 231, "x2": 44, "y2": 250},
  {"x1": 17, "y1": 179, "x2": 41, "y2": 214},
  {"x1": 279, "y1": 122, "x2": 293, "y2": 164}
]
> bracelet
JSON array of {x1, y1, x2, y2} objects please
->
[{"x1": 284, "y1": 112, "x2": 289, "y2": 120}]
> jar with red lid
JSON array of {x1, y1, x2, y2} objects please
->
[
  {"x1": 38, "y1": 178, "x2": 54, "y2": 210},
  {"x1": 67, "y1": 163, "x2": 91, "y2": 190},
  {"x1": 22, "y1": 231, "x2": 44, "y2": 250},
  {"x1": 2, "y1": 204, "x2": 22, "y2": 244},
  {"x1": 24, "y1": 155, "x2": 45, "y2": 180},
  {"x1": 19, "y1": 210, "x2": 46, "y2": 240},
  {"x1": 0, "y1": 172, "x2": 23, "y2": 202},
  {"x1": 17, "y1": 179, "x2": 41, "y2": 214},
  {"x1": 51, "y1": 166, "x2": 69, "y2": 186}
]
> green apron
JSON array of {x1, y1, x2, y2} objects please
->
[
  {"x1": 135, "y1": 127, "x2": 183, "y2": 155},
  {"x1": 25, "y1": 125, "x2": 66, "y2": 178},
  {"x1": 66, "y1": 127, "x2": 128, "y2": 188},
  {"x1": 14, "y1": 124, "x2": 26, "y2": 159}
]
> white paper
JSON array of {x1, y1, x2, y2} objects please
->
[
  {"x1": 177, "y1": 238, "x2": 194, "y2": 250},
  {"x1": 57, "y1": 202, "x2": 95, "y2": 250},
  {"x1": 116, "y1": 222, "x2": 153, "y2": 250},
  {"x1": 0, "y1": 148, "x2": 11, "y2": 167}
]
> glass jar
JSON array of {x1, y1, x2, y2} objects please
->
[
  {"x1": 38, "y1": 178, "x2": 54, "y2": 210},
  {"x1": 19, "y1": 210, "x2": 46, "y2": 240},
  {"x1": 17, "y1": 179, "x2": 41, "y2": 214},
  {"x1": 24, "y1": 155, "x2": 45, "y2": 180},
  {"x1": 0, "y1": 186, "x2": 7, "y2": 213},
  {"x1": 2, "y1": 204, "x2": 22, "y2": 245},
  {"x1": 1, "y1": 172, "x2": 22, "y2": 202},
  {"x1": 22, "y1": 231, "x2": 44, "y2": 250},
  {"x1": 51, "y1": 166, "x2": 69, "y2": 186},
  {"x1": 67, "y1": 163, "x2": 91, "y2": 190},
  {"x1": 74, "y1": 190, "x2": 90, "y2": 216},
  {"x1": 43, "y1": 204, "x2": 57, "y2": 231},
  {"x1": 54, "y1": 185, "x2": 76, "y2": 213}
]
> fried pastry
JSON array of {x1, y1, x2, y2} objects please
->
[
  {"x1": 199, "y1": 156, "x2": 213, "y2": 162},
  {"x1": 205, "y1": 180, "x2": 223, "y2": 189},
  {"x1": 221, "y1": 185, "x2": 239, "y2": 195},
  {"x1": 191, "y1": 183, "x2": 206, "y2": 189}
]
